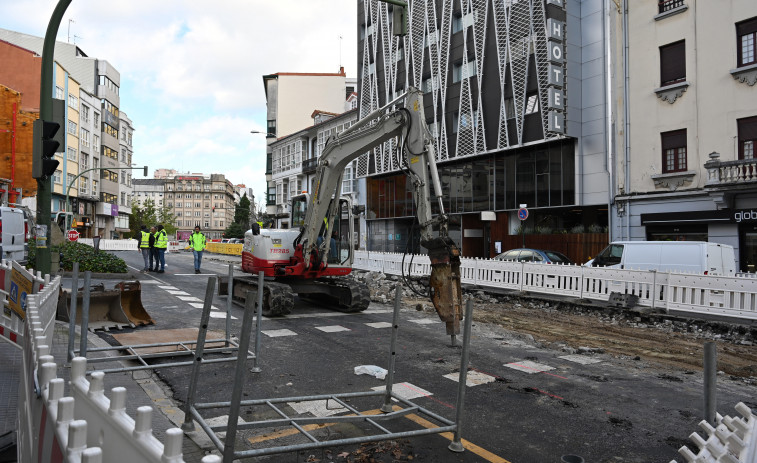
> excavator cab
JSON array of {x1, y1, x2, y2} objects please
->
[{"x1": 291, "y1": 194, "x2": 355, "y2": 270}]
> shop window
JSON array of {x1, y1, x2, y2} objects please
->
[
  {"x1": 737, "y1": 116, "x2": 757, "y2": 160},
  {"x1": 660, "y1": 40, "x2": 686, "y2": 86},
  {"x1": 661, "y1": 129, "x2": 687, "y2": 173}
]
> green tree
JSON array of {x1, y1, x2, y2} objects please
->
[
  {"x1": 223, "y1": 222, "x2": 245, "y2": 239},
  {"x1": 234, "y1": 193, "x2": 251, "y2": 227},
  {"x1": 130, "y1": 198, "x2": 178, "y2": 237},
  {"x1": 129, "y1": 198, "x2": 158, "y2": 236}
]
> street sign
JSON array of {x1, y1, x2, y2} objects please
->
[
  {"x1": 518, "y1": 207, "x2": 529, "y2": 221},
  {"x1": 67, "y1": 229, "x2": 80, "y2": 242}
]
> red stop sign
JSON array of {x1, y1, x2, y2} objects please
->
[{"x1": 67, "y1": 230, "x2": 80, "y2": 242}]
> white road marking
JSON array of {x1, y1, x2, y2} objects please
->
[
  {"x1": 204, "y1": 415, "x2": 245, "y2": 438},
  {"x1": 443, "y1": 370, "x2": 496, "y2": 386},
  {"x1": 139, "y1": 280, "x2": 161, "y2": 285},
  {"x1": 288, "y1": 400, "x2": 347, "y2": 417},
  {"x1": 315, "y1": 325, "x2": 351, "y2": 333},
  {"x1": 262, "y1": 329, "x2": 297, "y2": 338},
  {"x1": 365, "y1": 322, "x2": 392, "y2": 329},
  {"x1": 559, "y1": 354, "x2": 602, "y2": 365},
  {"x1": 409, "y1": 319, "x2": 439, "y2": 325},
  {"x1": 504, "y1": 360, "x2": 555, "y2": 374},
  {"x1": 166, "y1": 290, "x2": 190, "y2": 296},
  {"x1": 174, "y1": 274, "x2": 215, "y2": 276},
  {"x1": 176, "y1": 296, "x2": 202, "y2": 302},
  {"x1": 281, "y1": 308, "x2": 392, "y2": 319},
  {"x1": 209, "y1": 312, "x2": 237, "y2": 320},
  {"x1": 371, "y1": 382, "x2": 433, "y2": 400},
  {"x1": 159, "y1": 286, "x2": 178, "y2": 290}
]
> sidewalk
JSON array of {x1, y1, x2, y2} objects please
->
[{"x1": 0, "y1": 277, "x2": 213, "y2": 462}]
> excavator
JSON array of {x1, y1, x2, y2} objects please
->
[{"x1": 220, "y1": 88, "x2": 463, "y2": 338}]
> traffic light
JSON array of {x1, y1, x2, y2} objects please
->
[{"x1": 32, "y1": 119, "x2": 61, "y2": 179}]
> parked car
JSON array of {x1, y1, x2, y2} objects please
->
[
  {"x1": 493, "y1": 248, "x2": 573, "y2": 264},
  {"x1": 586, "y1": 241, "x2": 735, "y2": 275}
]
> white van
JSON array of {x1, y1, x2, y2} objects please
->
[
  {"x1": 0, "y1": 206, "x2": 27, "y2": 263},
  {"x1": 588, "y1": 241, "x2": 735, "y2": 275}
]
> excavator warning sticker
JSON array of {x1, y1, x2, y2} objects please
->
[
  {"x1": 413, "y1": 100, "x2": 419, "y2": 111},
  {"x1": 410, "y1": 157, "x2": 419, "y2": 164},
  {"x1": 272, "y1": 239, "x2": 282, "y2": 248}
]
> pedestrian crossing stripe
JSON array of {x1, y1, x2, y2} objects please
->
[
  {"x1": 261, "y1": 329, "x2": 297, "y2": 337},
  {"x1": 504, "y1": 360, "x2": 555, "y2": 374},
  {"x1": 559, "y1": 354, "x2": 602, "y2": 365},
  {"x1": 443, "y1": 370, "x2": 496, "y2": 386},
  {"x1": 315, "y1": 325, "x2": 350, "y2": 333},
  {"x1": 371, "y1": 382, "x2": 433, "y2": 400},
  {"x1": 365, "y1": 322, "x2": 392, "y2": 328},
  {"x1": 409, "y1": 318, "x2": 439, "y2": 325},
  {"x1": 209, "y1": 312, "x2": 237, "y2": 320},
  {"x1": 158, "y1": 286, "x2": 178, "y2": 290},
  {"x1": 166, "y1": 290, "x2": 190, "y2": 296}
]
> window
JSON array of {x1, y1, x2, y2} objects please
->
[
  {"x1": 661, "y1": 129, "x2": 687, "y2": 173},
  {"x1": 737, "y1": 17, "x2": 757, "y2": 67},
  {"x1": 504, "y1": 98, "x2": 515, "y2": 119},
  {"x1": 53, "y1": 170, "x2": 62, "y2": 184},
  {"x1": 68, "y1": 94, "x2": 79, "y2": 110},
  {"x1": 94, "y1": 112, "x2": 100, "y2": 128},
  {"x1": 453, "y1": 59, "x2": 476, "y2": 83},
  {"x1": 67, "y1": 120, "x2": 77, "y2": 135},
  {"x1": 93, "y1": 135, "x2": 100, "y2": 153},
  {"x1": 80, "y1": 128, "x2": 90, "y2": 147},
  {"x1": 81, "y1": 104, "x2": 90, "y2": 123},
  {"x1": 67, "y1": 147, "x2": 77, "y2": 161},
  {"x1": 67, "y1": 173, "x2": 76, "y2": 188},
  {"x1": 660, "y1": 40, "x2": 686, "y2": 86},
  {"x1": 55, "y1": 86, "x2": 64, "y2": 99},
  {"x1": 525, "y1": 94, "x2": 539, "y2": 114},
  {"x1": 267, "y1": 119, "x2": 276, "y2": 137},
  {"x1": 738, "y1": 116, "x2": 757, "y2": 160},
  {"x1": 658, "y1": 0, "x2": 684, "y2": 14},
  {"x1": 81, "y1": 153, "x2": 89, "y2": 169}
]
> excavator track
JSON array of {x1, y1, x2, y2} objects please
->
[
  {"x1": 218, "y1": 276, "x2": 294, "y2": 317},
  {"x1": 292, "y1": 278, "x2": 371, "y2": 313}
]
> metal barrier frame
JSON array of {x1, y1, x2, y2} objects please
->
[
  {"x1": 66, "y1": 264, "x2": 261, "y2": 375},
  {"x1": 181, "y1": 273, "x2": 474, "y2": 462}
]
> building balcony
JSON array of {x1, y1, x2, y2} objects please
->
[
  {"x1": 302, "y1": 157, "x2": 318, "y2": 175},
  {"x1": 704, "y1": 152, "x2": 757, "y2": 187}
]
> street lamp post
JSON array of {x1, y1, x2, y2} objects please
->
[{"x1": 64, "y1": 165, "x2": 148, "y2": 232}]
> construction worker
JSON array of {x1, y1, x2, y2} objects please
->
[
  {"x1": 189, "y1": 225, "x2": 207, "y2": 274},
  {"x1": 136, "y1": 225, "x2": 151, "y2": 272},
  {"x1": 148, "y1": 226, "x2": 158, "y2": 271},
  {"x1": 154, "y1": 224, "x2": 168, "y2": 273}
]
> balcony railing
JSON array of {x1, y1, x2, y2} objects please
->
[
  {"x1": 658, "y1": 0, "x2": 684, "y2": 13},
  {"x1": 704, "y1": 153, "x2": 757, "y2": 185},
  {"x1": 302, "y1": 157, "x2": 318, "y2": 174}
]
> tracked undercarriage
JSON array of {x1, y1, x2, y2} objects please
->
[{"x1": 218, "y1": 275, "x2": 370, "y2": 317}]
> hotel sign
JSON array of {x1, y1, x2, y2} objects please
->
[{"x1": 546, "y1": 0, "x2": 566, "y2": 134}]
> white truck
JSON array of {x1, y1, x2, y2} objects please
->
[
  {"x1": 588, "y1": 241, "x2": 736, "y2": 275},
  {"x1": 0, "y1": 206, "x2": 27, "y2": 264}
]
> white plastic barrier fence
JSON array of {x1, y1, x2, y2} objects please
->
[
  {"x1": 77, "y1": 239, "x2": 182, "y2": 252},
  {"x1": 353, "y1": 251, "x2": 757, "y2": 321},
  {"x1": 0, "y1": 259, "x2": 49, "y2": 348},
  {"x1": 15, "y1": 263, "x2": 222, "y2": 463},
  {"x1": 672, "y1": 403, "x2": 756, "y2": 463}
]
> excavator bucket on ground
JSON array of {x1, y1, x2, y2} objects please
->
[
  {"x1": 114, "y1": 281, "x2": 154, "y2": 326},
  {"x1": 57, "y1": 281, "x2": 153, "y2": 331}
]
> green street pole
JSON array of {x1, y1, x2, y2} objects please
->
[{"x1": 36, "y1": 0, "x2": 72, "y2": 275}]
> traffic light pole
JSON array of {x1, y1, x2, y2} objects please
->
[
  {"x1": 64, "y1": 165, "x2": 148, "y2": 230},
  {"x1": 36, "y1": 0, "x2": 72, "y2": 275}
]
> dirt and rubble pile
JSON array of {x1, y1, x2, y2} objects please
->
[{"x1": 348, "y1": 270, "x2": 757, "y2": 379}]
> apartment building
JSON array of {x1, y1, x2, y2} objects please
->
[
  {"x1": 262, "y1": 68, "x2": 355, "y2": 214},
  {"x1": 116, "y1": 112, "x2": 134, "y2": 236},
  {"x1": 74, "y1": 89, "x2": 101, "y2": 237},
  {"x1": 0, "y1": 28, "x2": 130, "y2": 239},
  {"x1": 357, "y1": 0, "x2": 611, "y2": 257},
  {"x1": 131, "y1": 178, "x2": 165, "y2": 209},
  {"x1": 611, "y1": 1, "x2": 757, "y2": 271},
  {"x1": 163, "y1": 173, "x2": 236, "y2": 240}
]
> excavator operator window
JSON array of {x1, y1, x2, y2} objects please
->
[{"x1": 292, "y1": 196, "x2": 307, "y2": 228}]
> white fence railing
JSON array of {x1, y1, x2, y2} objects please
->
[
  {"x1": 672, "y1": 403, "x2": 756, "y2": 463},
  {"x1": 0, "y1": 260, "x2": 48, "y2": 348},
  {"x1": 354, "y1": 251, "x2": 757, "y2": 321},
  {"x1": 7, "y1": 262, "x2": 221, "y2": 463},
  {"x1": 78, "y1": 238, "x2": 182, "y2": 252}
]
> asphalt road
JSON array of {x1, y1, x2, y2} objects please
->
[{"x1": 97, "y1": 250, "x2": 757, "y2": 463}]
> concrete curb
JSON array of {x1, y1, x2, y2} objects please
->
[{"x1": 55, "y1": 271, "x2": 140, "y2": 280}]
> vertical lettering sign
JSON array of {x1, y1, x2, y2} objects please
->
[{"x1": 546, "y1": 0, "x2": 566, "y2": 134}]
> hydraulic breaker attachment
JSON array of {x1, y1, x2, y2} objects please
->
[{"x1": 425, "y1": 237, "x2": 463, "y2": 340}]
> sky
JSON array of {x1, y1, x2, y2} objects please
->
[{"x1": 2, "y1": 0, "x2": 358, "y2": 210}]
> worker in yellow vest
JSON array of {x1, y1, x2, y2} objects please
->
[
  {"x1": 136, "y1": 225, "x2": 151, "y2": 272},
  {"x1": 154, "y1": 224, "x2": 168, "y2": 273},
  {"x1": 189, "y1": 226, "x2": 207, "y2": 274}
]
